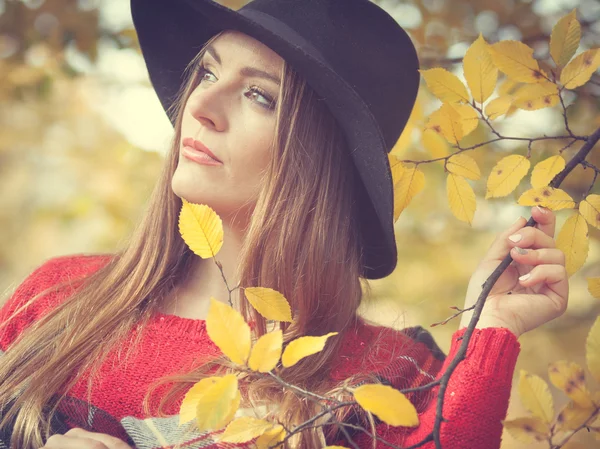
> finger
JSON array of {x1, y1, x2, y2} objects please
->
[
  {"x1": 531, "y1": 205, "x2": 556, "y2": 238},
  {"x1": 517, "y1": 264, "x2": 569, "y2": 313},
  {"x1": 482, "y1": 217, "x2": 550, "y2": 264},
  {"x1": 43, "y1": 434, "x2": 109, "y2": 449},
  {"x1": 64, "y1": 428, "x2": 130, "y2": 449},
  {"x1": 510, "y1": 247, "x2": 566, "y2": 267},
  {"x1": 506, "y1": 225, "x2": 556, "y2": 250}
]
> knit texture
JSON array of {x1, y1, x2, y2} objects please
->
[{"x1": 0, "y1": 254, "x2": 521, "y2": 448}]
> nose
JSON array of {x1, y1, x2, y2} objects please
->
[{"x1": 187, "y1": 85, "x2": 227, "y2": 131}]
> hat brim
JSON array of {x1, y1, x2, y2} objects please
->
[{"x1": 131, "y1": 0, "x2": 398, "y2": 280}]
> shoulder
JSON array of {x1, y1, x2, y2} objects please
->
[
  {"x1": 330, "y1": 317, "x2": 447, "y2": 401},
  {"x1": 0, "y1": 253, "x2": 114, "y2": 349}
]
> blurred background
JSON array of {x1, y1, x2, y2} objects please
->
[{"x1": 1, "y1": 0, "x2": 600, "y2": 447}]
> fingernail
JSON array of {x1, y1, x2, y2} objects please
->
[
  {"x1": 536, "y1": 205, "x2": 547, "y2": 214},
  {"x1": 519, "y1": 273, "x2": 531, "y2": 281},
  {"x1": 512, "y1": 216, "x2": 523, "y2": 225},
  {"x1": 513, "y1": 246, "x2": 527, "y2": 255},
  {"x1": 508, "y1": 233, "x2": 522, "y2": 242}
]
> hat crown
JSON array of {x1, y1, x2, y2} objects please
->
[{"x1": 236, "y1": 0, "x2": 420, "y2": 150}]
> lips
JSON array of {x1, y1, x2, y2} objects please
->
[{"x1": 182, "y1": 137, "x2": 222, "y2": 163}]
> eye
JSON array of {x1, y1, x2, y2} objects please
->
[{"x1": 196, "y1": 64, "x2": 277, "y2": 111}]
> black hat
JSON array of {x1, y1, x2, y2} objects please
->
[{"x1": 131, "y1": 0, "x2": 420, "y2": 280}]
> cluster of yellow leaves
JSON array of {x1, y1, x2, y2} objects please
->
[
  {"x1": 177, "y1": 200, "x2": 421, "y2": 447},
  {"x1": 502, "y1": 316, "x2": 600, "y2": 445},
  {"x1": 390, "y1": 8, "x2": 600, "y2": 226}
]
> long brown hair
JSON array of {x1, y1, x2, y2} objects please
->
[{"x1": 0, "y1": 30, "x2": 385, "y2": 448}]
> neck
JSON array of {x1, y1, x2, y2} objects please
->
[{"x1": 162, "y1": 218, "x2": 247, "y2": 320}]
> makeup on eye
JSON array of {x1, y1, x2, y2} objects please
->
[{"x1": 196, "y1": 64, "x2": 277, "y2": 110}]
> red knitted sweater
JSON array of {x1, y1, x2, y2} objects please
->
[{"x1": 0, "y1": 254, "x2": 521, "y2": 449}]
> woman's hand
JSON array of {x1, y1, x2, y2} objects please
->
[
  {"x1": 41, "y1": 428, "x2": 132, "y2": 449},
  {"x1": 459, "y1": 205, "x2": 569, "y2": 339}
]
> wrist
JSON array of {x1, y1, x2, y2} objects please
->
[{"x1": 460, "y1": 317, "x2": 521, "y2": 338}]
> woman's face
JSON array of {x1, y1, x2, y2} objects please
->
[{"x1": 172, "y1": 30, "x2": 284, "y2": 221}]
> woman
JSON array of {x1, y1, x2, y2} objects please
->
[{"x1": 0, "y1": 0, "x2": 568, "y2": 448}]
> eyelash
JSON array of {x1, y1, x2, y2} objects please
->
[{"x1": 195, "y1": 63, "x2": 277, "y2": 111}]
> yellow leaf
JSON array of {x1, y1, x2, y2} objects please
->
[
  {"x1": 486, "y1": 155, "x2": 531, "y2": 199},
  {"x1": 353, "y1": 383, "x2": 419, "y2": 427},
  {"x1": 389, "y1": 153, "x2": 405, "y2": 184},
  {"x1": 488, "y1": 41, "x2": 548, "y2": 83},
  {"x1": 556, "y1": 212, "x2": 589, "y2": 276},
  {"x1": 281, "y1": 332, "x2": 338, "y2": 368},
  {"x1": 179, "y1": 376, "x2": 242, "y2": 426},
  {"x1": 530, "y1": 155, "x2": 566, "y2": 188},
  {"x1": 418, "y1": 67, "x2": 470, "y2": 103},
  {"x1": 446, "y1": 174, "x2": 476, "y2": 225},
  {"x1": 248, "y1": 329, "x2": 283, "y2": 373},
  {"x1": 218, "y1": 416, "x2": 274, "y2": 443},
  {"x1": 485, "y1": 95, "x2": 513, "y2": 120},
  {"x1": 391, "y1": 160, "x2": 425, "y2": 221},
  {"x1": 243, "y1": 287, "x2": 292, "y2": 322},
  {"x1": 447, "y1": 153, "x2": 481, "y2": 180},
  {"x1": 556, "y1": 399, "x2": 596, "y2": 432},
  {"x1": 586, "y1": 316, "x2": 600, "y2": 383},
  {"x1": 517, "y1": 186, "x2": 575, "y2": 211},
  {"x1": 588, "y1": 277, "x2": 600, "y2": 299},
  {"x1": 550, "y1": 9, "x2": 581, "y2": 67},
  {"x1": 548, "y1": 360, "x2": 594, "y2": 408},
  {"x1": 502, "y1": 417, "x2": 551, "y2": 443},
  {"x1": 206, "y1": 298, "x2": 251, "y2": 365},
  {"x1": 438, "y1": 103, "x2": 464, "y2": 145},
  {"x1": 451, "y1": 103, "x2": 480, "y2": 137},
  {"x1": 421, "y1": 128, "x2": 449, "y2": 159},
  {"x1": 513, "y1": 81, "x2": 560, "y2": 111},
  {"x1": 256, "y1": 425, "x2": 286, "y2": 449},
  {"x1": 178, "y1": 200, "x2": 224, "y2": 258},
  {"x1": 193, "y1": 374, "x2": 240, "y2": 432},
  {"x1": 560, "y1": 49, "x2": 600, "y2": 89},
  {"x1": 518, "y1": 370, "x2": 554, "y2": 424},
  {"x1": 463, "y1": 33, "x2": 498, "y2": 103},
  {"x1": 424, "y1": 107, "x2": 445, "y2": 135},
  {"x1": 579, "y1": 194, "x2": 600, "y2": 229},
  {"x1": 498, "y1": 77, "x2": 521, "y2": 96}
]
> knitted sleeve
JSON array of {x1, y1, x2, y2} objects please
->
[
  {"x1": 349, "y1": 326, "x2": 521, "y2": 449},
  {"x1": 0, "y1": 254, "x2": 111, "y2": 351}
]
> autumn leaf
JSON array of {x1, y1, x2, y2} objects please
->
[
  {"x1": 517, "y1": 186, "x2": 575, "y2": 211},
  {"x1": 281, "y1": 332, "x2": 338, "y2": 368},
  {"x1": 556, "y1": 399, "x2": 596, "y2": 432},
  {"x1": 463, "y1": 33, "x2": 498, "y2": 104},
  {"x1": 178, "y1": 199, "x2": 224, "y2": 258},
  {"x1": 560, "y1": 48, "x2": 600, "y2": 89},
  {"x1": 447, "y1": 153, "x2": 481, "y2": 180},
  {"x1": 438, "y1": 103, "x2": 465, "y2": 144},
  {"x1": 579, "y1": 194, "x2": 600, "y2": 229},
  {"x1": 218, "y1": 416, "x2": 274, "y2": 443},
  {"x1": 548, "y1": 360, "x2": 594, "y2": 408},
  {"x1": 485, "y1": 95, "x2": 513, "y2": 120},
  {"x1": 586, "y1": 316, "x2": 600, "y2": 384},
  {"x1": 243, "y1": 287, "x2": 293, "y2": 322},
  {"x1": 550, "y1": 9, "x2": 581, "y2": 67},
  {"x1": 530, "y1": 155, "x2": 566, "y2": 188},
  {"x1": 486, "y1": 155, "x2": 531, "y2": 199},
  {"x1": 390, "y1": 159, "x2": 425, "y2": 221},
  {"x1": 487, "y1": 40, "x2": 548, "y2": 83},
  {"x1": 248, "y1": 329, "x2": 283, "y2": 373},
  {"x1": 512, "y1": 81, "x2": 559, "y2": 111},
  {"x1": 255, "y1": 425, "x2": 287, "y2": 449},
  {"x1": 419, "y1": 67, "x2": 470, "y2": 104},
  {"x1": 421, "y1": 128, "x2": 449, "y2": 159},
  {"x1": 502, "y1": 417, "x2": 551, "y2": 443},
  {"x1": 353, "y1": 383, "x2": 419, "y2": 427},
  {"x1": 588, "y1": 278, "x2": 600, "y2": 299},
  {"x1": 556, "y1": 211, "x2": 589, "y2": 276},
  {"x1": 206, "y1": 298, "x2": 251, "y2": 365},
  {"x1": 451, "y1": 103, "x2": 479, "y2": 136},
  {"x1": 518, "y1": 370, "x2": 554, "y2": 424},
  {"x1": 446, "y1": 173, "x2": 476, "y2": 225}
]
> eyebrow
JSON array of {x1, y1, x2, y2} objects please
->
[{"x1": 203, "y1": 44, "x2": 281, "y2": 86}]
